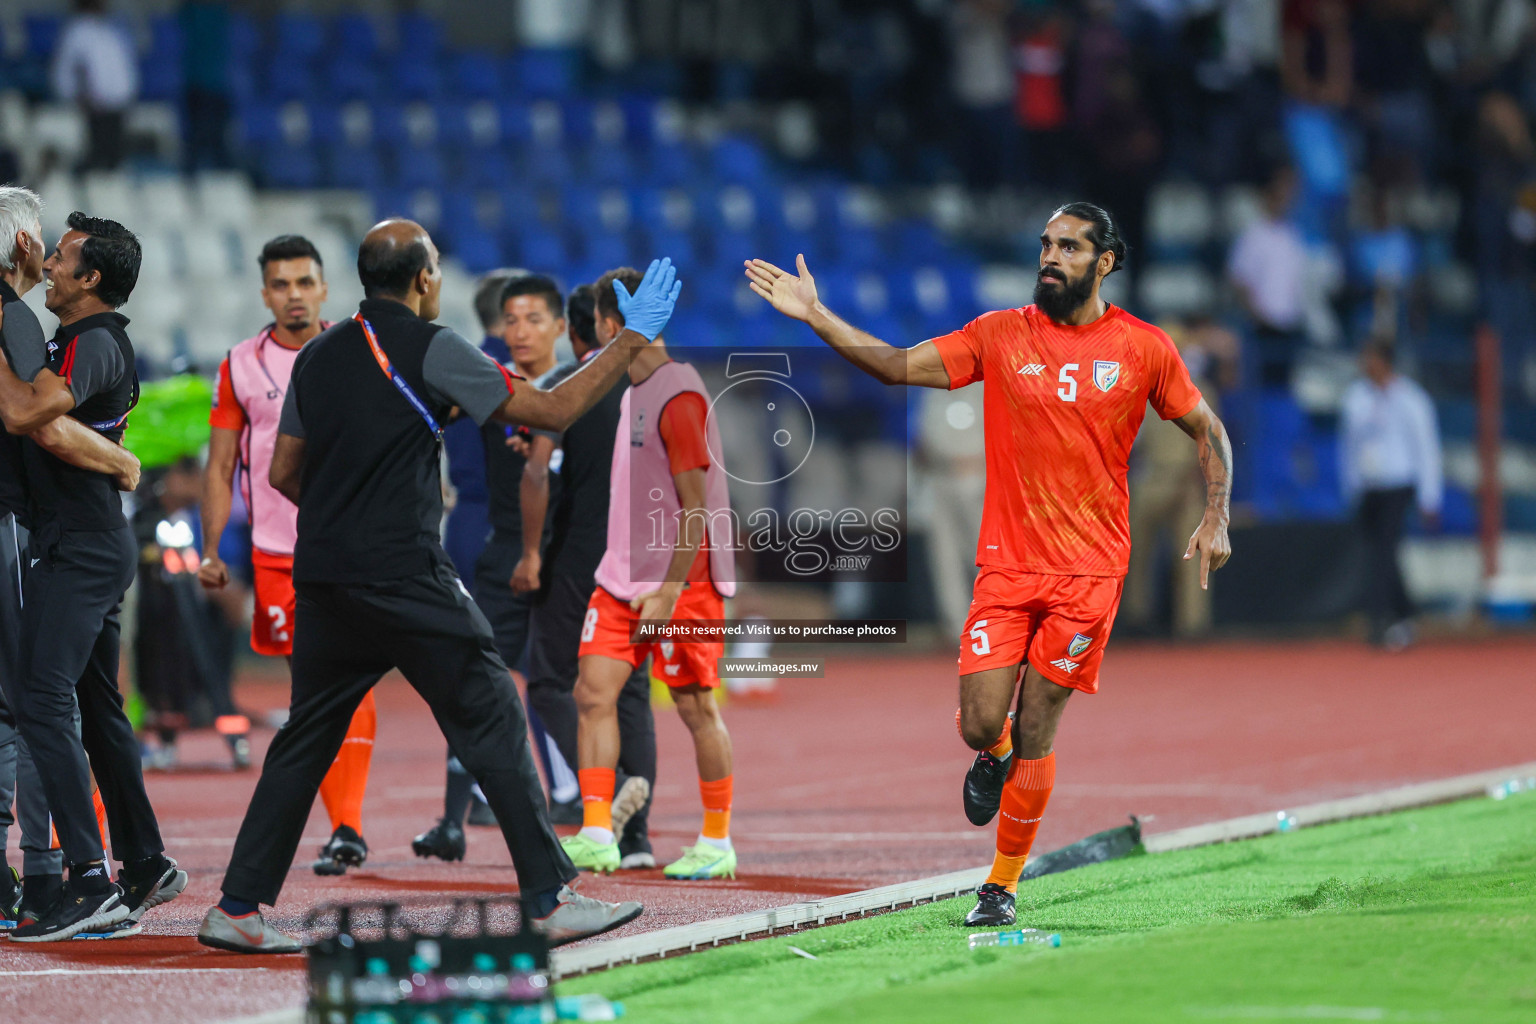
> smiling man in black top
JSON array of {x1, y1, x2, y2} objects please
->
[
  {"x1": 198, "y1": 220, "x2": 682, "y2": 953},
  {"x1": 0, "y1": 212, "x2": 184, "y2": 942}
]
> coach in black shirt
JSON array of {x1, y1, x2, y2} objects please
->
[
  {"x1": 198, "y1": 220, "x2": 681, "y2": 953},
  {"x1": 0, "y1": 212, "x2": 183, "y2": 942}
]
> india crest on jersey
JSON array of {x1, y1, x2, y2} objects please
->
[
  {"x1": 1093, "y1": 360, "x2": 1120, "y2": 392},
  {"x1": 1068, "y1": 633, "x2": 1093, "y2": 658}
]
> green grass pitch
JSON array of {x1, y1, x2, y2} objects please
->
[{"x1": 561, "y1": 794, "x2": 1536, "y2": 1022}]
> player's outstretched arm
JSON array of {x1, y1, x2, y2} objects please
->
[
  {"x1": 493, "y1": 257, "x2": 682, "y2": 431},
  {"x1": 1173, "y1": 398, "x2": 1233, "y2": 590},
  {"x1": 269, "y1": 432, "x2": 306, "y2": 506},
  {"x1": 28, "y1": 415, "x2": 140, "y2": 491},
  {"x1": 744, "y1": 256, "x2": 951, "y2": 389}
]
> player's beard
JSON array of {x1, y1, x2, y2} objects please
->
[{"x1": 1034, "y1": 268, "x2": 1095, "y2": 323}]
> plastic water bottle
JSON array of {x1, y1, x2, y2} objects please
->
[
  {"x1": 968, "y1": 929, "x2": 1061, "y2": 950},
  {"x1": 1275, "y1": 811, "x2": 1298, "y2": 832},
  {"x1": 553, "y1": 994, "x2": 626, "y2": 1021},
  {"x1": 353, "y1": 957, "x2": 404, "y2": 1007}
]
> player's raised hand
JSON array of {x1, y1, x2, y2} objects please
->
[
  {"x1": 614, "y1": 257, "x2": 682, "y2": 341},
  {"x1": 1183, "y1": 512, "x2": 1232, "y2": 590},
  {"x1": 744, "y1": 255, "x2": 819, "y2": 322}
]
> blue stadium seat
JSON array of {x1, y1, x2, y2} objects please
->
[
  {"x1": 584, "y1": 143, "x2": 635, "y2": 187},
  {"x1": 434, "y1": 102, "x2": 475, "y2": 149},
  {"x1": 370, "y1": 103, "x2": 410, "y2": 148},
  {"x1": 306, "y1": 102, "x2": 343, "y2": 145},
  {"x1": 708, "y1": 228, "x2": 757, "y2": 270},
  {"x1": 580, "y1": 233, "x2": 630, "y2": 272},
  {"x1": 558, "y1": 186, "x2": 606, "y2": 232},
  {"x1": 452, "y1": 53, "x2": 502, "y2": 100},
  {"x1": 497, "y1": 101, "x2": 535, "y2": 147},
  {"x1": 1441, "y1": 486, "x2": 1477, "y2": 534},
  {"x1": 515, "y1": 232, "x2": 571, "y2": 271},
  {"x1": 648, "y1": 142, "x2": 697, "y2": 188},
  {"x1": 456, "y1": 149, "x2": 517, "y2": 192},
  {"x1": 372, "y1": 187, "x2": 414, "y2": 224},
  {"x1": 711, "y1": 136, "x2": 770, "y2": 186},
  {"x1": 229, "y1": 12, "x2": 262, "y2": 61},
  {"x1": 1436, "y1": 399, "x2": 1477, "y2": 443},
  {"x1": 326, "y1": 57, "x2": 380, "y2": 103},
  {"x1": 272, "y1": 11, "x2": 325, "y2": 62},
  {"x1": 392, "y1": 54, "x2": 444, "y2": 102},
  {"x1": 523, "y1": 147, "x2": 573, "y2": 187},
  {"x1": 449, "y1": 227, "x2": 504, "y2": 274},
  {"x1": 262, "y1": 145, "x2": 321, "y2": 190},
  {"x1": 262, "y1": 57, "x2": 317, "y2": 103},
  {"x1": 23, "y1": 15, "x2": 62, "y2": 60},
  {"x1": 640, "y1": 228, "x2": 697, "y2": 271},
  {"x1": 332, "y1": 12, "x2": 380, "y2": 60},
  {"x1": 236, "y1": 103, "x2": 285, "y2": 148},
  {"x1": 140, "y1": 17, "x2": 184, "y2": 102},
  {"x1": 560, "y1": 99, "x2": 596, "y2": 145},
  {"x1": 495, "y1": 187, "x2": 543, "y2": 234},
  {"x1": 834, "y1": 226, "x2": 884, "y2": 268},
  {"x1": 617, "y1": 96, "x2": 662, "y2": 147},
  {"x1": 511, "y1": 49, "x2": 579, "y2": 99},
  {"x1": 324, "y1": 143, "x2": 383, "y2": 191},
  {"x1": 395, "y1": 147, "x2": 446, "y2": 191},
  {"x1": 397, "y1": 11, "x2": 444, "y2": 58}
]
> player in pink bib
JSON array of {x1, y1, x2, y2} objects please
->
[
  {"x1": 198, "y1": 236, "x2": 380, "y2": 877},
  {"x1": 562, "y1": 267, "x2": 740, "y2": 881}
]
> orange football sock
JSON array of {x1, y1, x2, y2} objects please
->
[
  {"x1": 985, "y1": 752, "x2": 1056, "y2": 893},
  {"x1": 699, "y1": 775, "x2": 733, "y2": 840},
  {"x1": 319, "y1": 690, "x2": 376, "y2": 834},
  {"x1": 579, "y1": 767, "x2": 616, "y2": 832},
  {"x1": 92, "y1": 790, "x2": 107, "y2": 849},
  {"x1": 954, "y1": 708, "x2": 1014, "y2": 759}
]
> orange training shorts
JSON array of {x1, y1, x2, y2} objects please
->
[
  {"x1": 250, "y1": 547, "x2": 296, "y2": 657},
  {"x1": 957, "y1": 566, "x2": 1125, "y2": 693},
  {"x1": 578, "y1": 584, "x2": 725, "y2": 689}
]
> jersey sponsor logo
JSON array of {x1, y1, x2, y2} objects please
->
[
  {"x1": 1068, "y1": 633, "x2": 1093, "y2": 658},
  {"x1": 1050, "y1": 657, "x2": 1080, "y2": 674},
  {"x1": 1017, "y1": 363, "x2": 1046, "y2": 376},
  {"x1": 1093, "y1": 360, "x2": 1120, "y2": 392}
]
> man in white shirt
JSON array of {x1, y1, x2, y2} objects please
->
[
  {"x1": 1227, "y1": 165, "x2": 1308, "y2": 386},
  {"x1": 1339, "y1": 337, "x2": 1442, "y2": 649},
  {"x1": 51, "y1": 0, "x2": 139, "y2": 171}
]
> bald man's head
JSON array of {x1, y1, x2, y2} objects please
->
[{"x1": 357, "y1": 219, "x2": 442, "y2": 319}]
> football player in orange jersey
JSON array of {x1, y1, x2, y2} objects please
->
[{"x1": 746, "y1": 203, "x2": 1232, "y2": 927}]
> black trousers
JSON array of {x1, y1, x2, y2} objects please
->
[
  {"x1": 475, "y1": 534, "x2": 533, "y2": 669},
  {"x1": 10, "y1": 524, "x2": 161, "y2": 865},
  {"x1": 221, "y1": 562, "x2": 575, "y2": 905},
  {"x1": 1358, "y1": 485, "x2": 1415, "y2": 632},
  {"x1": 526, "y1": 570, "x2": 656, "y2": 841}
]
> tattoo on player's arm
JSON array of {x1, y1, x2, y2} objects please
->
[{"x1": 1197, "y1": 420, "x2": 1233, "y2": 514}]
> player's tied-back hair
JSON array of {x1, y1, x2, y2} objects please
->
[
  {"x1": 1050, "y1": 202, "x2": 1129, "y2": 275},
  {"x1": 0, "y1": 185, "x2": 43, "y2": 272},
  {"x1": 67, "y1": 210, "x2": 141, "y2": 308},
  {"x1": 566, "y1": 283, "x2": 598, "y2": 349},
  {"x1": 593, "y1": 266, "x2": 644, "y2": 326},
  {"x1": 258, "y1": 234, "x2": 324, "y2": 276}
]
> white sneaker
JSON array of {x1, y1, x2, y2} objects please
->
[
  {"x1": 196, "y1": 907, "x2": 303, "y2": 954},
  {"x1": 528, "y1": 886, "x2": 642, "y2": 946}
]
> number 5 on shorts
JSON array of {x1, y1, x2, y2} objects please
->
[
  {"x1": 581, "y1": 607, "x2": 599, "y2": 643},
  {"x1": 969, "y1": 619, "x2": 990, "y2": 656}
]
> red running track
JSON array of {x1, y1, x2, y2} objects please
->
[{"x1": 4, "y1": 636, "x2": 1535, "y2": 1023}]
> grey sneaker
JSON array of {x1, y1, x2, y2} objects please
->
[
  {"x1": 196, "y1": 907, "x2": 303, "y2": 954},
  {"x1": 609, "y1": 776, "x2": 650, "y2": 838},
  {"x1": 528, "y1": 886, "x2": 642, "y2": 946},
  {"x1": 118, "y1": 856, "x2": 188, "y2": 923}
]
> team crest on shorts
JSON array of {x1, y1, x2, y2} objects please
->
[
  {"x1": 660, "y1": 641, "x2": 675, "y2": 661},
  {"x1": 1068, "y1": 633, "x2": 1093, "y2": 658},
  {"x1": 1093, "y1": 361, "x2": 1120, "y2": 392}
]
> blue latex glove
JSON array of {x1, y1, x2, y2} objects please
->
[{"x1": 613, "y1": 257, "x2": 683, "y2": 342}]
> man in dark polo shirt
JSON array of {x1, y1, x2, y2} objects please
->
[
  {"x1": 198, "y1": 220, "x2": 681, "y2": 954},
  {"x1": 0, "y1": 212, "x2": 183, "y2": 942},
  {"x1": 0, "y1": 187, "x2": 142, "y2": 929}
]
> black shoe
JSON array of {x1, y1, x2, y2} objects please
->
[
  {"x1": 0, "y1": 866, "x2": 21, "y2": 928},
  {"x1": 411, "y1": 817, "x2": 466, "y2": 862},
  {"x1": 117, "y1": 855, "x2": 189, "y2": 923},
  {"x1": 964, "y1": 883, "x2": 1016, "y2": 928},
  {"x1": 227, "y1": 734, "x2": 252, "y2": 770},
  {"x1": 466, "y1": 795, "x2": 497, "y2": 827},
  {"x1": 313, "y1": 825, "x2": 368, "y2": 876},
  {"x1": 11, "y1": 882, "x2": 129, "y2": 942},
  {"x1": 547, "y1": 796, "x2": 582, "y2": 826},
  {"x1": 963, "y1": 750, "x2": 1011, "y2": 826},
  {"x1": 17, "y1": 873, "x2": 63, "y2": 929}
]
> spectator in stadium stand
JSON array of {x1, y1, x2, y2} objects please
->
[
  {"x1": 1339, "y1": 336, "x2": 1442, "y2": 652},
  {"x1": 196, "y1": 223, "x2": 678, "y2": 954},
  {"x1": 947, "y1": 0, "x2": 1018, "y2": 188},
  {"x1": 51, "y1": 0, "x2": 140, "y2": 172},
  {"x1": 1227, "y1": 164, "x2": 1309, "y2": 387},
  {"x1": 0, "y1": 186, "x2": 143, "y2": 934},
  {"x1": 0, "y1": 211, "x2": 186, "y2": 942}
]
